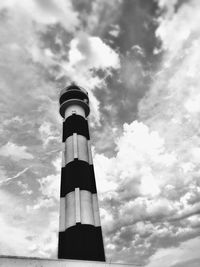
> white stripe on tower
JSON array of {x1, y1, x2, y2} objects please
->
[
  {"x1": 59, "y1": 190, "x2": 101, "y2": 231},
  {"x1": 92, "y1": 194, "x2": 101, "y2": 227},
  {"x1": 64, "y1": 134, "x2": 90, "y2": 165},
  {"x1": 88, "y1": 140, "x2": 93, "y2": 165},
  {"x1": 73, "y1": 133, "x2": 78, "y2": 159},
  {"x1": 65, "y1": 191, "x2": 76, "y2": 229},
  {"x1": 75, "y1": 187, "x2": 81, "y2": 223},
  {"x1": 65, "y1": 104, "x2": 85, "y2": 119}
]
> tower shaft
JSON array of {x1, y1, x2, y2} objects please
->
[{"x1": 58, "y1": 85, "x2": 105, "y2": 261}]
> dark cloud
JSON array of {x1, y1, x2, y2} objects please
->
[
  {"x1": 40, "y1": 24, "x2": 73, "y2": 59},
  {"x1": 174, "y1": 0, "x2": 190, "y2": 13},
  {"x1": 109, "y1": 0, "x2": 159, "y2": 55},
  {"x1": 88, "y1": 0, "x2": 162, "y2": 155},
  {"x1": 73, "y1": 0, "x2": 122, "y2": 35}
]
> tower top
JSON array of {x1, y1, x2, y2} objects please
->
[
  {"x1": 59, "y1": 84, "x2": 90, "y2": 118},
  {"x1": 60, "y1": 83, "x2": 88, "y2": 97}
]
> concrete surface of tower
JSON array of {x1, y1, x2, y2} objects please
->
[{"x1": 58, "y1": 84, "x2": 105, "y2": 261}]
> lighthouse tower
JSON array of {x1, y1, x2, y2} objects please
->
[{"x1": 58, "y1": 84, "x2": 105, "y2": 261}]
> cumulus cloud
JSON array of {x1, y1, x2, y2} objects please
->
[
  {"x1": 94, "y1": 120, "x2": 180, "y2": 263},
  {"x1": 156, "y1": 0, "x2": 200, "y2": 59},
  {"x1": 67, "y1": 33, "x2": 119, "y2": 70},
  {"x1": 95, "y1": 5, "x2": 200, "y2": 254},
  {"x1": 96, "y1": 120, "x2": 176, "y2": 197},
  {"x1": 97, "y1": 0, "x2": 200, "y2": 265}
]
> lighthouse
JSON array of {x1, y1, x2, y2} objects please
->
[
  {"x1": 0, "y1": 83, "x2": 138, "y2": 266},
  {"x1": 58, "y1": 84, "x2": 105, "y2": 261}
]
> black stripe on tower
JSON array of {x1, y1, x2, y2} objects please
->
[
  {"x1": 60, "y1": 160, "x2": 97, "y2": 197},
  {"x1": 63, "y1": 114, "x2": 89, "y2": 142},
  {"x1": 59, "y1": 88, "x2": 89, "y2": 106},
  {"x1": 58, "y1": 225, "x2": 105, "y2": 261}
]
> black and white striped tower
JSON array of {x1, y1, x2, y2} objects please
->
[{"x1": 58, "y1": 84, "x2": 105, "y2": 261}]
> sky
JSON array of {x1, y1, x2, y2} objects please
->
[{"x1": 0, "y1": 0, "x2": 200, "y2": 266}]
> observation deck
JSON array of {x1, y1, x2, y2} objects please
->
[{"x1": 59, "y1": 84, "x2": 90, "y2": 118}]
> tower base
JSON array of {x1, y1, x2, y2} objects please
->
[{"x1": 0, "y1": 256, "x2": 138, "y2": 266}]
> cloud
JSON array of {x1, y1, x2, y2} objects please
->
[
  {"x1": 0, "y1": 167, "x2": 31, "y2": 186},
  {"x1": 0, "y1": 216, "x2": 31, "y2": 256},
  {"x1": 0, "y1": 185, "x2": 59, "y2": 258},
  {"x1": 93, "y1": 152, "x2": 117, "y2": 195},
  {"x1": 34, "y1": 0, "x2": 79, "y2": 31},
  {"x1": 60, "y1": 31, "x2": 120, "y2": 91},
  {"x1": 94, "y1": 112, "x2": 200, "y2": 264},
  {"x1": 0, "y1": 4, "x2": 59, "y2": 125},
  {"x1": 39, "y1": 121, "x2": 59, "y2": 148},
  {"x1": 78, "y1": 0, "x2": 122, "y2": 36},
  {"x1": 93, "y1": 121, "x2": 177, "y2": 263},
  {"x1": 68, "y1": 33, "x2": 120, "y2": 70},
  {"x1": 0, "y1": 0, "x2": 79, "y2": 33},
  {"x1": 146, "y1": 237, "x2": 200, "y2": 267},
  {"x1": 156, "y1": 0, "x2": 200, "y2": 57},
  {"x1": 156, "y1": 0, "x2": 179, "y2": 17},
  {"x1": 109, "y1": 24, "x2": 121, "y2": 38},
  {"x1": 39, "y1": 174, "x2": 60, "y2": 201},
  {"x1": 0, "y1": 5, "x2": 61, "y2": 258},
  {"x1": 113, "y1": 0, "x2": 200, "y2": 264},
  {"x1": 0, "y1": 189, "x2": 32, "y2": 256},
  {"x1": 171, "y1": 258, "x2": 200, "y2": 267},
  {"x1": 0, "y1": 142, "x2": 33, "y2": 161}
]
